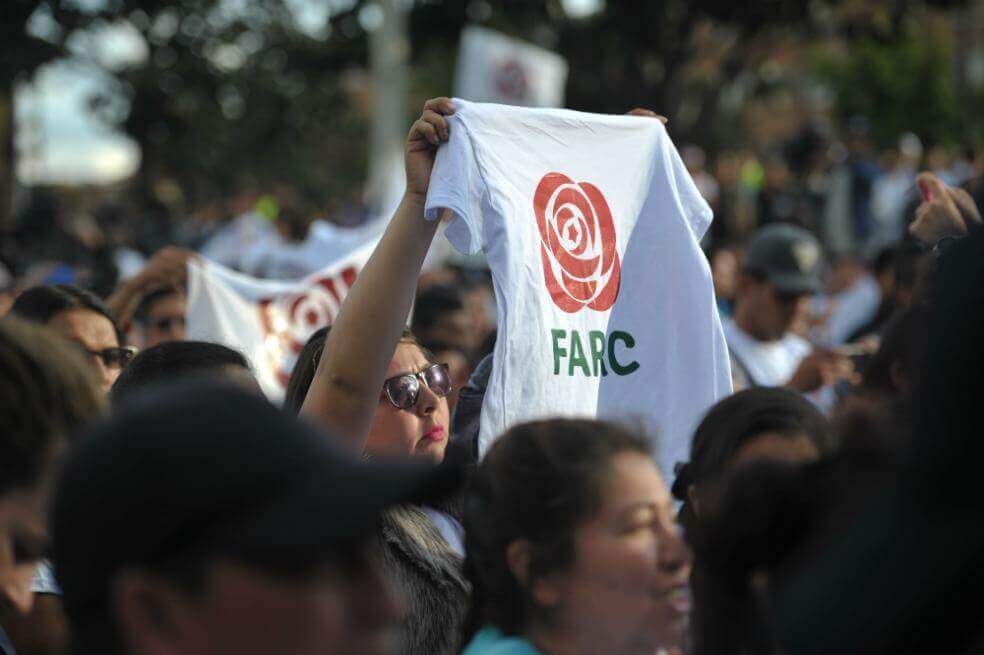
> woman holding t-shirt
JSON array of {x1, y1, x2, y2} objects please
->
[{"x1": 299, "y1": 98, "x2": 668, "y2": 655}]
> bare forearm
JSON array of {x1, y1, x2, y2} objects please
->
[{"x1": 301, "y1": 192, "x2": 439, "y2": 444}]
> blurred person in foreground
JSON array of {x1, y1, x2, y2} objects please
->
[
  {"x1": 0, "y1": 318, "x2": 104, "y2": 655},
  {"x1": 461, "y1": 419, "x2": 691, "y2": 655},
  {"x1": 52, "y1": 383, "x2": 460, "y2": 655},
  {"x1": 773, "y1": 187, "x2": 984, "y2": 655},
  {"x1": 10, "y1": 285, "x2": 133, "y2": 392},
  {"x1": 109, "y1": 341, "x2": 258, "y2": 406},
  {"x1": 724, "y1": 224, "x2": 852, "y2": 400}
]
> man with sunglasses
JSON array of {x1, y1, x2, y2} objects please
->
[
  {"x1": 724, "y1": 224, "x2": 849, "y2": 395},
  {"x1": 11, "y1": 285, "x2": 134, "y2": 391}
]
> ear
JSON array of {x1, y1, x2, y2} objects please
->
[
  {"x1": 506, "y1": 539, "x2": 562, "y2": 610},
  {"x1": 890, "y1": 360, "x2": 910, "y2": 394},
  {"x1": 112, "y1": 569, "x2": 200, "y2": 655},
  {"x1": 687, "y1": 484, "x2": 702, "y2": 519}
]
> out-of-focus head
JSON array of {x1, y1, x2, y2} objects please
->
[
  {"x1": 53, "y1": 383, "x2": 460, "y2": 655},
  {"x1": 109, "y1": 341, "x2": 257, "y2": 406},
  {"x1": 463, "y1": 419, "x2": 691, "y2": 655},
  {"x1": 0, "y1": 317, "x2": 103, "y2": 617},
  {"x1": 135, "y1": 288, "x2": 187, "y2": 348},
  {"x1": 411, "y1": 284, "x2": 472, "y2": 353},
  {"x1": 11, "y1": 284, "x2": 126, "y2": 390},
  {"x1": 736, "y1": 225, "x2": 824, "y2": 341},
  {"x1": 673, "y1": 387, "x2": 833, "y2": 534},
  {"x1": 860, "y1": 305, "x2": 930, "y2": 397},
  {"x1": 710, "y1": 245, "x2": 740, "y2": 302},
  {"x1": 283, "y1": 326, "x2": 331, "y2": 416}
]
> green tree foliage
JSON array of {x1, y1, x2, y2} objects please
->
[{"x1": 814, "y1": 35, "x2": 962, "y2": 148}]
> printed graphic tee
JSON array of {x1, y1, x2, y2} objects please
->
[{"x1": 424, "y1": 99, "x2": 732, "y2": 476}]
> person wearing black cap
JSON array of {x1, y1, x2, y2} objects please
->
[
  {"x1": 724, "y1": 224, "x2": 849, "y2": 395},
  {"x1": 51, "y1": 383, "x2": 461, "y2": 655}
]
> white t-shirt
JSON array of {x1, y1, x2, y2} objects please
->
[
  {"x1": 424, "y1": 99, "x2": 732, "y2": 476},
  {"x1": 723, "y1": 318, "x2": 811, "y2": 388}
]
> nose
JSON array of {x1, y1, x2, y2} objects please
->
[
  {"x1": 657, "y1": 518, "x2": 692, "y2": 579},
  {"x1": 0, "y1": 564, "x2": 36, "y2": 616},
  {"x1": 94, "y1": 356, "x2": 115, "y2": 391},
  {"x1": 414, "y1": 378, "x2": 440, "y2": 417}
]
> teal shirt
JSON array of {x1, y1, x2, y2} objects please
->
[{"x1": 462, "y1": 626, "x2": 544, "y2": 655}]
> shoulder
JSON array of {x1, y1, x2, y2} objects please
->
[{"x1": 462, "y1": 627, "x2": 544, "y2": 655}]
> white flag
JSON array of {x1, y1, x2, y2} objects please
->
[
  {"x1": 186, "y1": 243, "x2": 375, "y2": 402},
  {"x1": 454, "y1": 26, "x2": 568, "y2": 108}
]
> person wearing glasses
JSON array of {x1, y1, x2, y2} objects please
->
[
  {"x1": 297, "y1": 99, "x2": 465, "y2": 655},
  {"x1": 11, "y1": 284, "x2": 135, "y2": 391},
  {"x1": 133, "y1": 288, "x2": 187, "y2": 348}
]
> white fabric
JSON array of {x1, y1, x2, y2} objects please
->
[
  {"x1": 815, "y1": 274, "x2": 881, "y2": 346},
  {"x1": 421, "y1": 507, "x2": 466, "y2": 559},
  {"x1": 723, "y1": 318, "x2": 811, "y2": 387},
  {"x1": 424, "y1": 99, "x2": 732, "y2": 477},
  {"x1": 30, "y1": 560, "x2": 61, "y2": 595},
  {"x1": 186, "y1": 243, "x2": 374, "y2": 401},
  {"x1": 454, "y1": 26, "x2": 568, "y2": 108}
]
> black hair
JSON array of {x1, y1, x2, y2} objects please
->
[
  {"x1": 672, "y1": 387, "x2": 832, "y2": 536},
  {"x1": 461, "y1": 419, "x2": 651, "y2": 645},
  {"x1": 109, "y1": 341, "x2": 251, "y2": 405},
  {"x1": 0, "y1": 317, "x2": 104, "y2": 495},
  {"x1": 283, "y1": 326, "x2": 331, "y2": 416},
  {"x1": 11, "y1": 284, "x2": 123, "y2": 344},
  {"x1": 282, "y1": 327, "x2": 431, "y2": 416},
  {"x1": 860, "y1": 305, "x2": 930, "y2": 395},
  {"x1": 411, "y1": 284, "x2": 465, "y2": 334}
]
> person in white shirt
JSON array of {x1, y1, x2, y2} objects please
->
[{"x1": 725, "y1": 224, "x2": 851, "y2": 395}]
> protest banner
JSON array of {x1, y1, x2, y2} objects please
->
[
  {"x1": 186, "y1": 242, "x2": 375, "y2": 402},
  {"x1": 453, "y1": 25, "x2": 568, "y2": 108}
]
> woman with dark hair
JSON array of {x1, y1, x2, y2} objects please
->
[
  {"x1": 11, "y1": 284, "x2": 133, "y2": 391},
  {"x1": 672, "y1": 387, "x2": 833, "y2": 536},
  {"x1": 461, "y1": 418, "x2": 691, "y2": 655},
  {"x1": 283, "y1": 326, "x2": 330, "y2": 415},
  {"x1": 671, "y1": 387, "x2": 833, "y2": 655}
]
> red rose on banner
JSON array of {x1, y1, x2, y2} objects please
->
[{"x1": 533, "y1": 172, "x2": 621, "y2": 313}]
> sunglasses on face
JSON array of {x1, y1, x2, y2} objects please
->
[
  {"x1": 382, "y1": 363, "x2": 453, "y2": 410},
  {"x1": 82, "y1": 346, "x2": 137, "y2": 370}
]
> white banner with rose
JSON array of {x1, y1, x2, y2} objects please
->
[{"x1": 186, "y1": 242, "x2": 375, "y2": 402}]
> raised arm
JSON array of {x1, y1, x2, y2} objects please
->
[{"x1": 300, "y1": 97, "x2": 455, "y2": 449}]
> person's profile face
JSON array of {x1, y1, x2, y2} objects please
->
[
  {"x1": 144, "y1": 293, "x2": 187, "y2": 348},
  {"x1": 365, "y1": 343, "x2": 451, "y2": 463},
  {"x1": 47, "y1": 308, "x2": 121, "y2": 390},
  {"x1": 538, "y1": 452, "x2": 692, "y2": 655}
]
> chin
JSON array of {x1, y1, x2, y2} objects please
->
[{"x1": 413, "y1": 441, "x2": 447, "y2": 464}]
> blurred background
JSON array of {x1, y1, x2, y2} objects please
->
[{"x1": 2, "y1": 0, "x2": 984, "y2": 296}]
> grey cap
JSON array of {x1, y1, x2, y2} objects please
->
[{"x1": 742, "y1": 224, "x2": 824, "y2": 295}]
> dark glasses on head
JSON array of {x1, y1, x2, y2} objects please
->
[
  {"x1": 83, "y1": 346, "x2": 137, "y2": 369},
  {"x1": 382, "y1": 363, "x2": 452, "y2": 410}
]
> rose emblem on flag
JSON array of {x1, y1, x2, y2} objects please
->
[{"x1": 533, "y1": 172, "x2": 622, "y2": 313}]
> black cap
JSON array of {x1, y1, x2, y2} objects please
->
[
  {"x1": 52, "y1": 382, "x2": 461, "y2": 623},
  {"x1": 742, "y1": 224, "x2": 824, "y2": 295}
]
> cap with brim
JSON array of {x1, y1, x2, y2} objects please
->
[
  {"x1": 53, "y1": 382, "x2": 461, "y2": 619},
  {"x1": 743, "y1": 223, "x2": 824, "y2": 296}
]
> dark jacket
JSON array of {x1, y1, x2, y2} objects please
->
[{"x1": 379, "y1": 503, "x2": 469, "y2": 655}]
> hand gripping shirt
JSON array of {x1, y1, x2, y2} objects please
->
[{"x1": 424, "y1": 99, "x2": 732, "y2": 476}]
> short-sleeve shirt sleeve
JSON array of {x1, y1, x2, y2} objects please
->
[
  {"x1": 658, "y1": 129, "x2": 714, "y2": 241},
  {"x1": 424, "y1": 114, "x2": 487, "y2": 255}
]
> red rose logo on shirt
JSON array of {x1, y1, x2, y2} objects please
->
[{"x1": 533, "y1": 172, "x2": 622, "y2": 313}]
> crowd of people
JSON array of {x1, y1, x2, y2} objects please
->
[{"x1": 0, "y1": 94, "x2": 982, "y2": 655}]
